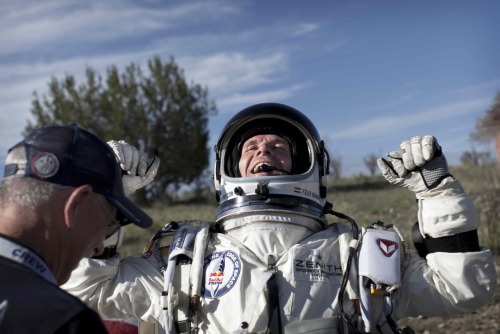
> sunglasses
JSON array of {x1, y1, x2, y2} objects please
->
[{"x1": 92, "y1": 195, "x2": 121, "y2": 238}]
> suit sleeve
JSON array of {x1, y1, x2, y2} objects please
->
[{"x1": 62, "y1": 255, "x2": 165, "y2": 325}]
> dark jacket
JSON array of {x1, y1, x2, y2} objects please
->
[{"x1": 0, "y1": 253, "x2": 108, "y2": 333}]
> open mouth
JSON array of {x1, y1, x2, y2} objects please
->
[
  {"x1": 251, "y1": 162, "x2": 273, "y2": 174},
  {"x1": 250, "y1": 162, "x2": 288, "y2": 175}
]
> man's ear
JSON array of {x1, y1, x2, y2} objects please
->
[{"x1": 63, "y1": 185, "x2": 93, "y2": 228}]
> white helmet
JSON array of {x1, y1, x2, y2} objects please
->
[{"x1": 213, "y1": 103, "x2": 330, "y2": 224}]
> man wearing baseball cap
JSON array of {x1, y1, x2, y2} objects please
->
[{"x1": 0, "y1": 124, "x2": 158, "y2": 333}]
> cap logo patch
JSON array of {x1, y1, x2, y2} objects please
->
[
  {"x1": 31, "y1": 152, "x2": 59, "y2": 179},
  {"x1": 377, "y1": 238, "x2": 399, "y2": 257}
]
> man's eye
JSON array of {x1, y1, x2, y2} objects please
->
[
  {"x1": 244, "y1": 145, "x2": 256, "y2": 152},
  {"x1": 275, "y1": 145, "x2": 288, "y2": 151}
]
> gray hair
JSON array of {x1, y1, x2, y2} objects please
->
[{"x1": 0, "y1": 176, "x2": 59, "y2": 210}]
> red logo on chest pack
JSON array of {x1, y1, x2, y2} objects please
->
[{"x1": 377, "y1": 238, "x2": 399, "y2": 257}]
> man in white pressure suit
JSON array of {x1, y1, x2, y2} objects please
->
[{"x1": 63, "y1": 103, "x2": 496, "y2": 334}]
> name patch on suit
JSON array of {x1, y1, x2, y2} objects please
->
[{"x1": 293, "y1": 249, "x2": 343, "y2": 283}]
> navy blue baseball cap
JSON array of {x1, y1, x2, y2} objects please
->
[{"x1": 3, "y1": 124, "x2": 152, "y2": 228}]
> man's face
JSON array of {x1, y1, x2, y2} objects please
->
[
  {"x1": 238, "y1": 134, "x2": 292, "y2": 177},
  {"x1": 56, "y1": 188, "x2": 117, "y2": 285},
  {"x1": 496, "y1": 133, "x2": 500, "y2": 161},
  {"x1": 83, "y1": 194, "x2": 118, "y2": 258}
]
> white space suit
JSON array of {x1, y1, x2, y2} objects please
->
[{"x1": 64, "y1": 103, "x2": 496, "y2": 334}]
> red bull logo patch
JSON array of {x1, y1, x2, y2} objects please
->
[{"x1": 203, "y1": 251, "x2": 241, "y2": 299}]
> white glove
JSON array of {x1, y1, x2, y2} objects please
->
[
  {"x1": 376, "y1": 135, "x2": 450, "y2": 195},
  {"x1": 107, "y1": 140, "x2": 160, "y2": 195},
  {"x1": 377, "y1": 135, "x2": 478, "y2": 238}
]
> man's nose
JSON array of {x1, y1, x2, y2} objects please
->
[
  {"x1": 93, "y1": 243, "x2": 105, "y2": 257},
  {"x1": 257, "y1": 143, "x2": 271, "y2": 155}
]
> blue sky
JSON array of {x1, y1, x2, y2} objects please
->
[{"x1": 1, "y1": 0, "x2": 499, "y2": 176}]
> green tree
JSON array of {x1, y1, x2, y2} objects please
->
[{"x1": 27, "y1": 56, "x2": 217, "y2": 203}]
